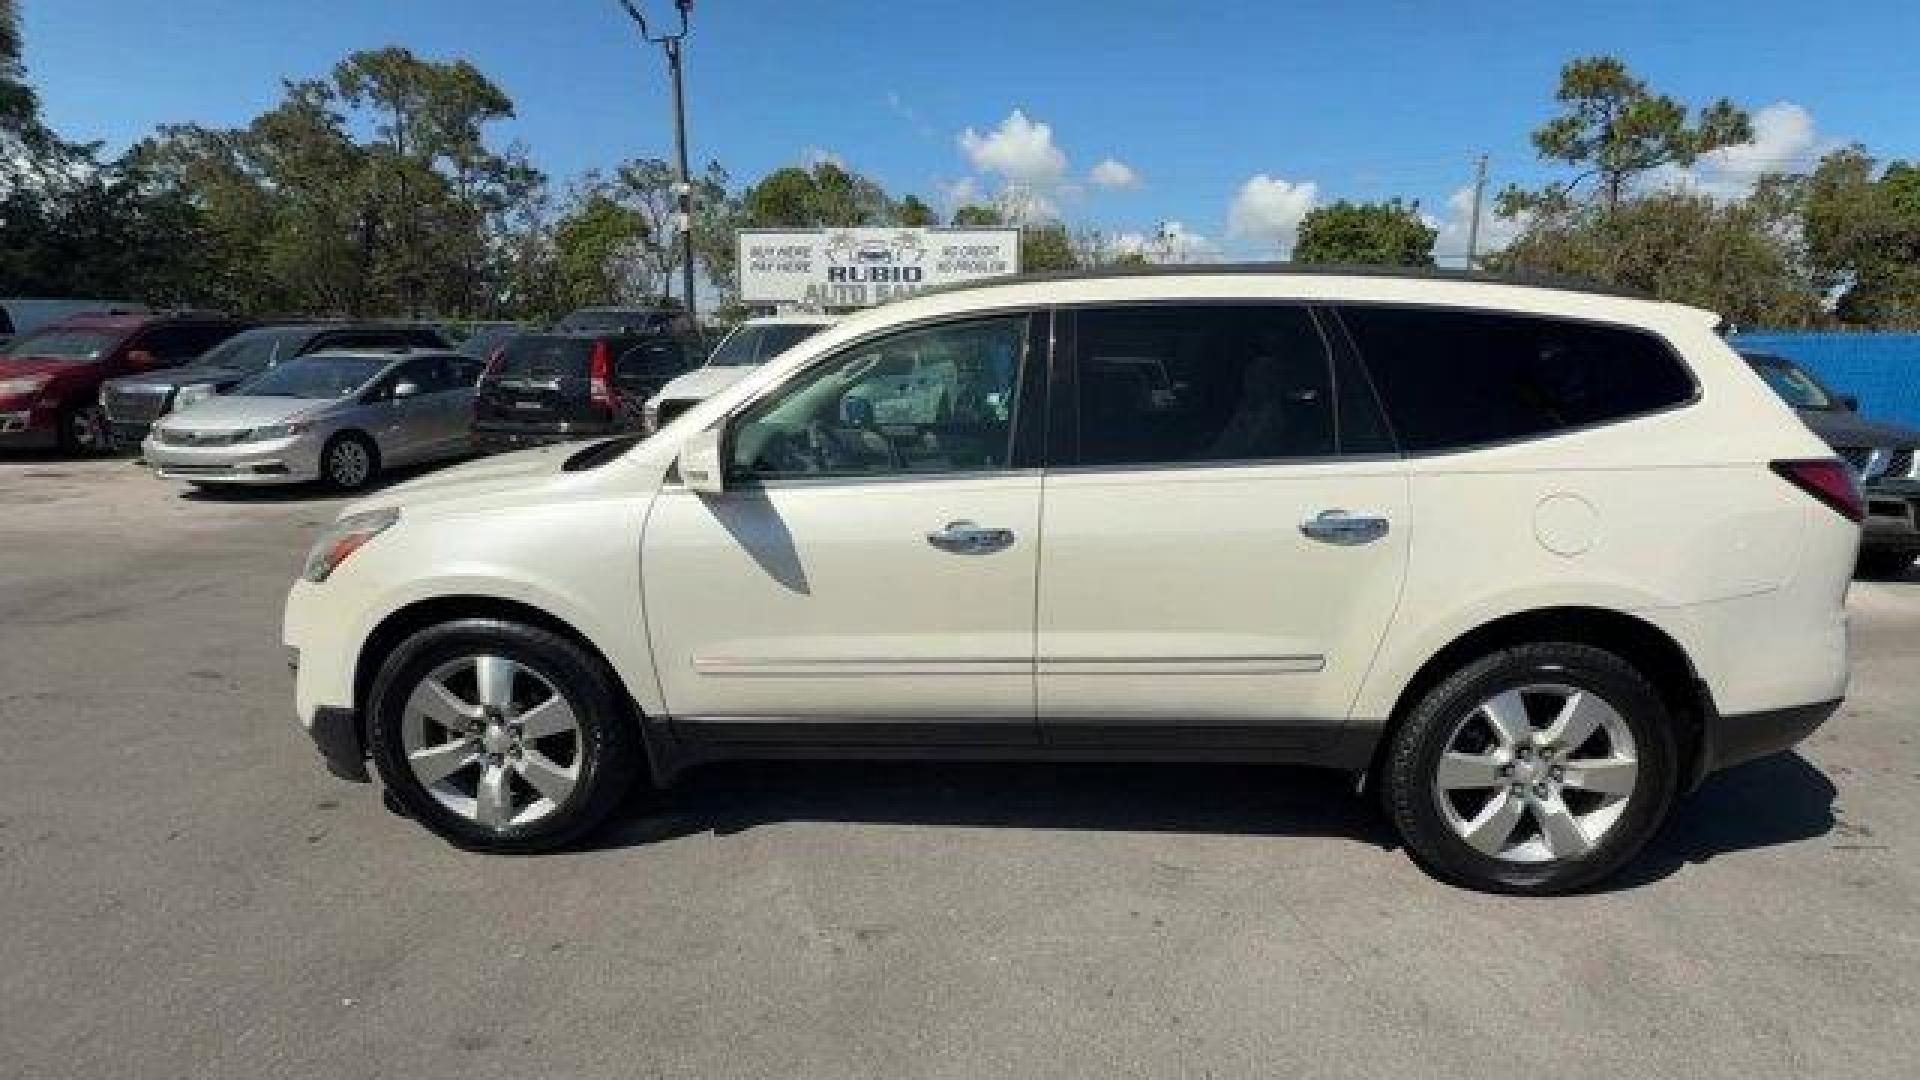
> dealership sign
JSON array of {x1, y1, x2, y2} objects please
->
[{"x1": 738, "y1": 228, "x2": 1021, "y2": 308}]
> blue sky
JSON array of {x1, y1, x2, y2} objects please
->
[{"x1": 21, "y1": 0, "x2": 1920, "y2": 260}]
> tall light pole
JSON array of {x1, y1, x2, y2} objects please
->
[
  {"x1": 615, "y1": 0, "x2": 698, "y2": 321},
  {"x1": 1465, "y1": 153, "x2": 1489, "y2": 272}
]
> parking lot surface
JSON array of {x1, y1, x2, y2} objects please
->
[{"x1": 1, "y1": 454, "x2": 1915, "y2": 1080}]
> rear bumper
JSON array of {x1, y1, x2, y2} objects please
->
[
  {"x1": 1862, "y1": 479, "x2": 1920, "y2": 552},
  {"x1": 473, "y1": 421, "x2": 618, "y2": 452},
  {"x1": 1693, "y1": 696, "x2": 1842, "y2": 786}
]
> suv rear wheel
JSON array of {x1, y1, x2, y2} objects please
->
[
  {"x1": 1383, "y1": 642, "x2": 1678, "y2": 894},
  {"x1": 366, "y1": 619, "x2": 643, "y2": 852}
]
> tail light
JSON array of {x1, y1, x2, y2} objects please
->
[
  {"x1": 1772, "y1": 459, "x2": 1864, "y2": 523},
  {"x1": 588, "y1": 341, "x2": 614, "y2": 411}
]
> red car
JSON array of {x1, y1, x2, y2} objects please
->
[{"x1": 0, "y1": 311, "x2": 250, "y2": 452}]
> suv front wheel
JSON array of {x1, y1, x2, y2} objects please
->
[
  {"x1": 1383, "y1": 642, "x2": 1678, "y2": 894},
  {"x1": 366, "y1": 619, "x2": 643, "y2": 852}
]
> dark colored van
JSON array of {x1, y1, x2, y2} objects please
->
[{"x1": 473, "y1": 332, "x2": 697, "y2": 452}]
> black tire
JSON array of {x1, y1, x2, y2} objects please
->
[
  {"x1": 320, "y1": 431, "x2": 380, "y2": 491},
  {"x1": 56, "y1": 401, "x2": 109, "y2": 455},
  {"x1": 1382, "y1": 642, "x2": 1679, "y2": 895},
  {"x1": 1857, "y1": 549, "x2": 1916, "y2": 580},
  {"x1": 367, "y1": 619, "x2": 644, "y2": 853}
]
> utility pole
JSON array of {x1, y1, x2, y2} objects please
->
[
  {"x1": 1464, "y1": 153, "x2": 1489, "y2": 271},
  {"x1": 616, "y1": 0, "x2": 699, "y2": 322}
]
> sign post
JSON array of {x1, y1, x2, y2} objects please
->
[{"x1": 738, "y1": 228, "x2": 1021, "y2": 309}]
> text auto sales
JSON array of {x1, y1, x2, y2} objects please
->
[{"x1": 805, "y1": 250, "x2": 1012, "y2": 306}]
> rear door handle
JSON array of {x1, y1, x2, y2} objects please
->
[
  {"x1": 926, "y1": 520, "x2": 1015, "y2": 554},
  {"x1": 1300, "y1": 509, "x2": 1390, "y2": 545}
]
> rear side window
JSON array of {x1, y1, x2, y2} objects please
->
[
  {"x1": 1073, "y1": 305, "x2": 1346, "y2": 467},
  {"x1": 1339, "y1": 307, "x2": 1694, "y2": 453}
]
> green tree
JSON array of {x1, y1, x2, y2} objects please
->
[
  {"x1": 896, "y1": 194, "x2": 938, "y2": 228},
  {"x1": 1293, "y1": 199, "x2": 1436, "y2": 267},
  {"x1": 552, "y1": 193, "x2": 648, "y2": 310},
  {"x1": 1501, "y1": 55, "x2": 1752, "y2": 215},
  {"x1": 1492, "y1": 189, "x2": 1821, "y2": 327},
  {"x1": 950, "y1": 202, "x2": 1006, "y2": 228},
  {"x1": 1792, "y1": 147, "x2": 1920, "y2": 327}
]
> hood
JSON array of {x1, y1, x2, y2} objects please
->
[
  {"x1": 160, "y1": 394, "x2": 325, "y2": 431},
  {"x1": 654, "y1": 364, "x2": 756, "y2": 402},
  {"x1": 0, "y1": 357, "x2": 90, "y2": 381},
  {"x1": 344, "y1": 442, "x2": 579, "y2": 518},
  {"x1": 109, "y1": 364, "x2": 242, "y2": 392},
  {"x1": 1795, "y1": 408, "x2": 1920, "y2": 449}
]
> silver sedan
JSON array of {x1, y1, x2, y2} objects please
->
[{"x1": 144, "y1": 350, "x2": 481, "y2": 491}]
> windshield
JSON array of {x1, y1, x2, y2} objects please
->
[
  {"x1": 1752, "y1": 358, "x2": 1836, "y2": 410},
  {"x1": 708, "y1": 323, "x2": 826, "y2": 367},
  {"x1": 198, "y1": 327, "x2": 309, "y2": 374},
  {"x1": 1, "y1": 329, "x2": 120, "y2": 363},
  {"x1": 235, "y1": 355, "x2": 390, "y2": 399}
]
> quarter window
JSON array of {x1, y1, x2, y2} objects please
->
[
  {"x1": 1073, "y1": 305, "x2": 1343, "y2": 466},
  {"x1": 1339, "y1": 307, "x2": 1695, "y2": 453},
  {"x1": 729, "y1": 316, "x2": 1028, "y2": 480}
]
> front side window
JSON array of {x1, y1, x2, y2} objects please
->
[
  {"x1": 729, "y1": 315, "x2": 1028, "y2": 480},
  {"x1": 1340, "y1": 306, "x2": 1695, "y2": 453},
  {"x1": 1073, "y1": 305, "x2": 1340, "y2": 467}
]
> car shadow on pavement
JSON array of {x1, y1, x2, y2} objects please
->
[
  {"x1": 1603, "y1": 752, "x2": 1836, "y2": 890},
  {"x1": 586, "y1": 752, "x2": 1837, "y2": 891},
  {"x1": 175, "y1": 460, "x2": 465, "y2": 503},
  {"x1": 590, "y1": 759, "x2": 1397, "y2": 852}
]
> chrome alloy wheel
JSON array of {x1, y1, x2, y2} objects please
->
[
  {"x1": 400, "y1": 655, "x2": 583, "y2": 831},
  {"x1": 328, "y1": 440, "x2": 372, "y2": 487},
  {"x1": 1432, "y1": 683, "x2": 1639, "y2": 864}
]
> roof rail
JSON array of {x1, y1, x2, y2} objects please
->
[{"x1": 910, "y1": 262, "x2": 1654, "y2": 303}]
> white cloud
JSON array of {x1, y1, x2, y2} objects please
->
[
  {"x1": 1653, "y1": 101, "x2": 1830, "y2": 200},
  {"x1": 801, "y1": 146, "x2": 844, "y2": 170},
  {"x1": 936, "y1": 175, "x2": 983, "y2": 210},
  {"x1": 1088, "y1": 157, "x2": 1140, "y2": 190},
  {"x1": 1108, "y1": 221, "x2": 1219, "y2": 264},
  {"x1": 1429, "y1": 185, "x2": 1526, "y2": 266},
  {"x1": 1227, "y1": 174, "x2": 1319, "y2": 255},
  {"x1": 958, "y1": 109, "x2": 1069, "y2": 189}
]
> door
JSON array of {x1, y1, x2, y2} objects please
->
[
  {"x1": 363, "y1": 356, "x2": 443, "y2": 464},
  {"x1": 1037, "y1": 304, "x2": 1410, "y2": 745},
  {"x1": 642, "y1": 312, "x2": 1046, "y2": 743}
]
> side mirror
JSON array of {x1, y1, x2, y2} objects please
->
[
  {"x1": 1839, "y1": 393, "x2": 1860, "y2": 412},
  {"x1": 391, "y1": 380, "x2": 422, "y2": 400},
  {"x1": 678, "y1": 424, "x2": 726, "y2": 494}
]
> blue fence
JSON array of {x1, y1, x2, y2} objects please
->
[{"x1": 1730, "y1": 332, "x2": 1920, "y2": 427}]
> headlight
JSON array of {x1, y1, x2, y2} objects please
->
[
  {"x1": 0, "y1": 375, "x2": 49, "y2": 396},
  {"x1": 244, "y1": 420, "x2": 311, "y2": 442},
  {"x1": 301, "y1": 507, "x2": 399, "y2": 583},
  {"x1": 172, "y1": 382, "x2": 218, "y2": 412}
]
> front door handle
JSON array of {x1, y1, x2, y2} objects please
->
[
  {"x1": 926, "y1": 520, "x2": 1015, "y2": 554},
  {"x1": 1300, "y1": 509, "x2": 1390, "y2": 545}
]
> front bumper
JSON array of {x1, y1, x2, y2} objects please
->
[
  {"x1": 0, "y1": 411, "x2": 55, "y2": 447},
  {"x1": 1692, "y1": 697, "x2": 1842, "y2": 786},
  {"x1": 144, "y1": 431, "x2": 324, "y2": 485}
]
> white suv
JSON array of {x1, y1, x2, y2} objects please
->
[
  {"x1": 642, "y1": 313, "x2": 837, "y2": 433},
  {"x1": 284, "y1": 268, "x2": 1856, "y2": 893}
]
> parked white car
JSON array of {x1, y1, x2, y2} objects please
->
[
  {"x1": 284, "y1": 268, "x2": 1855, "y2": 893},
  {"x1": 642, "y1": 313, "x2": 836, "y2": 432}
]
